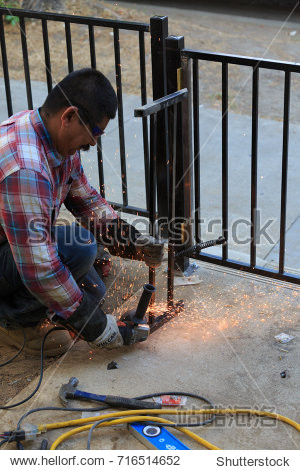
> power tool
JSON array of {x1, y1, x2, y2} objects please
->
[{"x1": 118, "y1": 283, "x2": 155, "y2": 345}]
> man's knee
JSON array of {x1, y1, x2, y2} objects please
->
[
  {"x1": 56, "y1": 223, "x2": 98, "y2": 279},
  {"x1": 72, "y1": 224, "x2": 97, "y2": 264}
]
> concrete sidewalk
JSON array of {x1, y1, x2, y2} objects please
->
[{"x1": 0, "y1": 259, "x2": 299, "y2": 450}]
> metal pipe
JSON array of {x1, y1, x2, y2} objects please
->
[
  {"x1": 222, "y1": 61, "x2": 229, "y2": 261},
  {"x1": 250, "y1": 67, "x2": 259, "y2": 268},
  {"x1": 135, "y1": 284, "x2": 156, "y2": 320},
  {"x1": 0, "y1": 15, "x2": 13, "y2": 116},
  {"x1": 279, "y1": 71, "x2": 291, "y2": 274},
  {"x1": 193, "y1": 58, "x2": 200, "y2": 243},
  {"x1": 19, "y1": 16, "x2": 33, "y2": 109},
  {"x1": 65, "y1": 22, "x2": 73, "y2": 72},
  {"x1": 139, "y1": 30, "x2": 150, "y2": 212},
  {"x1": 114, "y1": 27, "x2": 128, "y2": 207},
  {"x1": 182, "y1": 49, "x2": 300, "y2": 73},
  {"x1": 42, "y1": 19, "x2": 52, "y2": 93},
  {"x1": 0, "y1": 7, "x2": 150, "y2": 31}
]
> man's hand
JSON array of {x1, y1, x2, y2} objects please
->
[{"x1": 135, "y1": 234, "x2": 164, "y2": 268}]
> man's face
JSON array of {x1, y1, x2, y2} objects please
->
[{"x1": 58, "y1": 107, "x2": 110, "y2": 156}]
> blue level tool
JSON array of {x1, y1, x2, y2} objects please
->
[{"x1": 129, "y1": 424, "x2": 190, "y2": 450}]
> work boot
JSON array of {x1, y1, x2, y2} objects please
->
[{"x1": 0, "y1": 320, "x2": 73, "y2": 357}]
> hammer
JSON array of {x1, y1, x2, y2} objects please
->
[{"x1": 59, "y1": 377, "x2": 161, "y2": 410}]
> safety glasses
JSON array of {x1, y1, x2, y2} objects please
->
[{"x1": 75, "y1": 105, "x2": 105, "y2": 138}]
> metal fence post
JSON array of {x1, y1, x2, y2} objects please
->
[
  {"x1": 150, "y1": 16, "x2": 169, "y2": 231},
  {"x1": 166, "y1": 35, "x2": 192, "y2": 273}
]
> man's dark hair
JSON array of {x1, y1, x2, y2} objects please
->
[{"x1": 41, "y1": 68, "x2": 117, "y2": 124}]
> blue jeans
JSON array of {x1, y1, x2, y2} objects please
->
[{"x1": 0, "y1": 223, "x2": 106, "y2": 328}]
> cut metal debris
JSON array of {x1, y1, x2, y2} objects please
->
[
  {"x1": 274, "y1": 333, "x2": 295, "y2": 344},
  {"x1": 107, "y1": 361, "x2": 118, "y2": 370}
]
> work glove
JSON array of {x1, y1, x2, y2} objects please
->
[
  {"x1": 53, "y1": 292, "x2": 147, "y2": 349},
  {"x1": 135, "y1": 234, "x2": 164, "y2": 268},
  {"x1": 52, "y1": 291, "x2": 123, "y2": 349}
]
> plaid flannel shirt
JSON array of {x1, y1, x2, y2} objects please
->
[{"x1": 0, "y1": 109, "x2": 117, "y2": 318}]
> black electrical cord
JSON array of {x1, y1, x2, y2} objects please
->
[
  {"x1": 134, "y1": 392, "x2": 215, "y2": 426},
  {"x1": 0, "y1": 329, "x2": 215, "y2": 449},
  {"x1": 16, "y1": 405, "x2": 111, "y2": 450},
  {"x1": 14, "y1": 392, "x2": 215, "y2": 450},
  {"x1": 0, "y1": 328, "x2": 26, "y2": 367},
  {"x1": 86, "y1": 417, "x2": 199, "y2": 450},
  {"x1": 0, "y1": 438, "x2": 9, "y2": 448},
  {"x1": 86, "y1": 393, "x2": 216, "y2": 449},
  {"x1": 0, "y1": 327, "x2": 64, "y2": 410},
  {"x1": 87, "y1": 417, "x2": 120, "y2": 450}
]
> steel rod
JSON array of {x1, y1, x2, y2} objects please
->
[
  {"x1": 65, "y1": 22, "x2": 73, "y2": 72},
  {"x1": 107, "y1": 202, "x2": 148, "y2": 217},
  {"x1": 279, "y1": 71, "x2": 291, "y2": 274},
  {"x1": 182, "y1": 48, "x2": 300, "y2": 73},
  {"x1": 97, "y1": 136, "x2": 105, "y2": 198},
  {"x1": 167, "y1": 105, "x2": 177, "y2": 308},
  {"x1": 19, "y1": 16, "x2": 33, "y2": 109},
  {"x1": 222, "y1": 61, "x2": 229, "y2": 260},
  {"x1": 0, "y1": 15, "x2": 13, "y2": 116},
  {"x1": 250, "y1": 67, "x2": 259, "y2": 268},
  {"x1": 193, "y1": 59, "x2": 201, "y2": 243},
  {"x1": 114, "y1": 28, "x2": 128, "y2": 207},
  {"x1": 149, "y1": 113, "x2": 158, "y2": 315},
  {"x1": 42, "y1": 19, "x2": 52, "y2": 93},
  {"x1": 134, "y1": 89, "x2": 188, "y2": 117},
  {"x1": 89, "y1": 24, "x2": 96, "y2": 69},
  {"x1": 139, "y1": 30, "x2": 150, "y2": 212},
  {"x1": 0, "y1": 7, "x2": 150, "y2": 31}
]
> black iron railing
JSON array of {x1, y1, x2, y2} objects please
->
[
  {"x1": 181, "y1": 48, "x2": 300, "y2": 284},
  {"x1": 134, "y1": 89, "x2": 188, "y2": 307},
  {"x1": 1, "y1": 9, "x2": 299, "y2": 286},
  {"x1": 0, "y1": 7, "x2": 150, "y2": 217}
]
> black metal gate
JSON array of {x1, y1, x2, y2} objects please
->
[
  {"x1": 0, "y1": 6, "x2": 151, "y2": 217},
  {"x1": 1, "y1": 8, "x2": 299, "y2": 287}
]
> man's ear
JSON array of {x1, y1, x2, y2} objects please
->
[{"x1": 60, "y1": 106, "x2": 78, "y2": 129}]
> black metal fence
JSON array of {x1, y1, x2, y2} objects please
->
[
  {"x1": 181, "y1": 48, "x2": 300, "y2": 285},
  {"x1": 135, "y1": 89, "x2": 188, "y2": 306},
  {"x1": 0, "y1": 6, "x2": 151, "y2": 217},
  {"x1": 1, "y1": 9, "x2": 299, "y2": 286}
]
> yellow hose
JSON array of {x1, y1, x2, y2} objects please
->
[
  {"x1": 44, "y1": 408, "x2": 299, "y2": 451},
  {"x1": 50, "y1": 415, "x2": 220, "y2": 450}
]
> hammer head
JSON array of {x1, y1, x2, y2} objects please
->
[{"x1": 59, "y1": 377, "x2": 79, "y2": 407}]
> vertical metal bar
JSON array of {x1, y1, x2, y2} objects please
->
[
  {"x1": 19, "y1": 17, "x2": 33, "y2": 109},
  {"x1": 149, "y1": 113, "x2": 157, "y2": 318},
  {"x1": 181, "y1": 56, "x2": 193, "y2": 259},
  {"x1": 279, "y1": 71, "x2": 291, "y2": 274},
  {"x1": 222, "y1": 61, "x2": 229, "y2": 260},
  {"x1": 0, "y1": 15, "x2": 13, "y2": 116},
  {"x1": 250, "y1": 67, "x2": 259, "y2": 268},
  {"x1": 167, "y1": 104, "x2": 177, "y2": 309},
  {"x1": 150, "y1": 16, "x2": 169, "y2": 222},
  {"x1": 193, "y1": 59, "x2": 200, "y2": 243},
  {"x1": 114, "y1": 28, "x2": 128, "y2": 207},
  {"x1": 42, "y1": 19, "x2": 52, "y2": 93},
  {"x1": 139, "y1": 30, "x2": 150, "y2": 212},
  {"x1": 97, "y1": 136, "x2": 105, "y2": 198},
  {"x1": 166, "y1": 35, "x2": 189, "y2": 273},
  {"x1": 88, "y1": 24, "x2": 105, "y2": 197},
  {"x1": 65, "y1": 21, "x2": 73, "y2": 72},
  {"x1": 89, "y1": 25, "x2": 96, "y2": 69}
]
